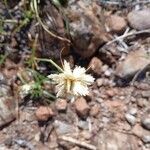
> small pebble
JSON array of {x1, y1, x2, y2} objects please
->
[
  {"x1": 132, "y1": 124, "x2": 143, "y2": 137},
  {"x1": 78, "y1": 120, "x2": 89, "y2": 130},
  {"x1": 106, "y1": 15, "x2": 127, "y2": 33},
  {"x1": 115, "y1": 49, "x2": 150, "y2": 78},
  {"x1": 74, "y1": 97, "x2": 90, "y2": 118},
  {"x1": 141, "y1": 117, "x2": 150, "y2": 130},
  {"x1": 35, "y1": 106, "x2": 54, "y2": 121},
  {"x1": 54, "y1": 120, "x2": 76, "y2": 135},
  {"x1": 125, "y1": 113, "x2": 136, "y2": 126},
  {"x1": 4, "y1": 138, "x2": 13, "y2": 147},
  {"x1": 104, "y1": 69, "x2": 112, "y2": 77},
  {"x1": 127, "y1": 9, "x2": 150, "y2": 30},
  {"x1": 106, "y1": 89, "x2": 115, "y2": 97},
  {"x1": 141, "y1": 91, "x2": 150, "y2": 98},
  {"x1": 80, "y1": 131, "x2": 92, "y2": 140},
  {"x1": 90, "y1": 105, "x2": 100, "y2": 117},
  {"x1": 101, "y1": 65, "x2": 109, "y2": 73},
  {"x1": 136, "y1": 83, "x2": 150, "y2": 90},
  {"x1": 128, "y1": 108, "x2": 137, "y2": 116},
  {"x1": 142, "y1": 135, "x2": 150, "y2": 143},
  {"x1": 102, "y1": 117, "x2": 110, "y2": 124},
  {"x1": 137, "y1": 98, "x2": 147, "y2": 108},
  {"x1": 96, "y1": 78, "x2": 103, "y2": 87},
  {"x1": 88, "y1": 57, "x2": 103, "y2": 75},
  {"x1": 55, "y1": 99, "x2": 67, "y2": 111}
]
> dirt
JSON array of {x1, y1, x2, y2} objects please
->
[{"x1": 0, "y1": 0, "x2": 150, "y2": 150}]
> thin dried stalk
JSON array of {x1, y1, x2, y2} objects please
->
[
  {"x1": 59, "y1": 135, "x2": 97, "y2": 150},
  {"x1": 31, "y1": 0, "x2": 70, "y2": 43}
]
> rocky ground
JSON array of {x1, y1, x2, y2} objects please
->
[{"x1": 0, "y1": 0, "x2": 150, "y2": 150}]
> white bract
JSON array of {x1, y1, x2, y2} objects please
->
[
  {"x1": 19, "y1": 84, "x2": 32, "y2": 98},
  {"x1": 48, "y1": 60, "x2": 94, "y2": 97}
]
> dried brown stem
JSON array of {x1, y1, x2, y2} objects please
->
[
  {"x1": 59, "y1": 135, "x2": 97, "y2": 150},
  {"x1": 106, "y1": 29, "x2": 150, "y2": 46}
]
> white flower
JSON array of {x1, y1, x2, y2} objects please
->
[
  {"x1": 48, "y1": 60, "x2": 94, "y2": 97},
  {"x1": 19, "y1": 84, "x2": 32, "y2": 98}
]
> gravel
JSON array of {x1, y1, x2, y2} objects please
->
[
  {"x1": 125, "y1": 113, "x2": 136, "y2": 126},
  {"x1": 142, "y1": 135, "x2": 150, "y2": 143},
  {"x1": 142, "y1": 117, "x2": 150, "y2": 130}
]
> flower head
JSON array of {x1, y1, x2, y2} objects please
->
[
  {"x1": 19, "y1": 83, "x2": 33, "y2": 98},
  {"x1": 48, "y1": 60, "x2": 94, "y2": 97}
]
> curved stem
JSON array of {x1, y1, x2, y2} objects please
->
[
  {"x1": 32, "y1": 0, "x2": 70, "y2": 43},
  {"x1": 35, "y1": 58, "x2": 63, "y2": 72}
]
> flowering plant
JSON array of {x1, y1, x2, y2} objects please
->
[{"x1": 48, "y1": 60, "x2": 94, "y2": 97}]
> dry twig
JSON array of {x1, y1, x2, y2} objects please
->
[
  {"x1": 106, "y1": 29, "x2": 150, "y2": 46},
  {"x1": 59, "y1": 136, "x2": 97, "y2": 150}
]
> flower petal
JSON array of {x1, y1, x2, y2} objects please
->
[
  {"x1": 56, "y1": 85, "x2": 65, "y2": 97},
  {"x1": 73, "y1": 66, "x2": 86, "y2": 77},
  {"x1": 48, "y1": 74, "x2": 59, "y2": 80},
  {"x1": 48, "y1": 74, "x2": 64, "y2": 83},
  {"x1": 80, "y1": 74, "x2": 95, "y2": 85},
  {"x1": 63, "y1": 60, "x2": 72, "y2": 75},
  {"x1": 72, "y1": 81, "x2": 89, "y2": 96}
]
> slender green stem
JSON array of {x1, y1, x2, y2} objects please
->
[
  {"x1": 0, "y1": 19, "x2": 18, "y2": 23},
  {"x1": 0, "y1": 53, "x2": 8, "y2": 66},
  {"x1": 43, "y1": 90, "x2": 56, "y2": 99},
  {"x1": 17, "y1": 73, "x2": 27, "y2": 84},
  {"x1": 35, "y1": 58, "x2": 63, "y2": 72}
]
